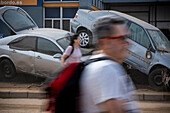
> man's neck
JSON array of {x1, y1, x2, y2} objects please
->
[{"x1": 101, "y1": 52, "x2": 123, "y2": 63}]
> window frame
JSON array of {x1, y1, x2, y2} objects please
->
[
  {"x1": 44, "y1": 7, "x2": 77, "y2": 32},
  {"x1": 36, "y1": 37, "x2": 62, "y2": 56},
  {"x1": 128, "y1": 22, "x2": 151, "y2": 48},
  {"x1": 8, "y1": 36, "x2": 37, "y2": 51}
]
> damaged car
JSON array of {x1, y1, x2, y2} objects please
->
[
  {"x1": 71, "y1": 9, "x2": 170, "y2": 91},
  {"x1": 0, "y1": 6, "x2": 92, "y2": 79}
]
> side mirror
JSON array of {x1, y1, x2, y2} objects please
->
[
  {"x1": 53, "y1": 53, "x2": 62, "y2": 58},
  {"x1": 145, "y1": 50, "x2": 152, "y2": 59}
]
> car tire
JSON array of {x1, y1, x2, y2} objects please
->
[
  {"x1": 78, "y1": 29, "x2": 92, "y2": 48},
  {"x1": 0, "y1": 59, "x2": 16, "y2": 79},
  {"x1": 148, "y1": 69, "x2": 166, "y2": 91}
]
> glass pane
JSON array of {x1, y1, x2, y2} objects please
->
[
  {"x1": 45, "y1": 7, "x2": 60, "y2": 18},
  {"x1": 54, "y1": 20, "x2": 60, "y2": 29},
  {"x1": 57, "y1": 37, "x2": 70, "y2": 50},
  {"x1": 3, "y1": 9, "x2": 36, "y2": 32},
  {"x1": 63, "y1": 7, "x2": 78, "y2": 18},
  {"x1": 129, "y1": 23, "x2": 150, "y2": 48},
  {"x1": 9, "y1": 36, "x2": 36, "y2": 51},
  {"x1": 63, "y1": 20, "x2": 70, "y2": 31},
  {"x1": 45, "y1": 20, "x2": 52, "y2": 28},
  {"x1": 147, "y1": 30, "x2": 170, "y2": 52},
  {"x1": 37, "y1": 38, "x2": 62, "y2": 55}
]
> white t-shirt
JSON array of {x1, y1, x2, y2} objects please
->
[
  {"x1": 64, "y1": 46, "x2": 82, "y2": 65},
  {"x1": 80, "y1": 54, "x2": 140, "y2": 113}
]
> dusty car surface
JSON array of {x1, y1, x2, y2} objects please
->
[
  {"x1": 0, "y1": 6, "x2": 92, "y2": 79},
  {"x1": 71, "y1": 9, "x2": 170, "y2": 91},
  {"x1": 0, "y1": 29, "x2": 72, "y2": 78}
]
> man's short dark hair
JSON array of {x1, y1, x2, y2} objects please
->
[{"x1": 93, "y1": 15, "x2": 125, "y2": 40}]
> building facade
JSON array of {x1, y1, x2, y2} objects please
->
[{"x1": 0, "y1": 0, "x2": 170, "y2": 39}]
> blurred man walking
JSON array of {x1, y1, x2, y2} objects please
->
[{"x1": 80, "y1": 16, "x2": 140, "y2": 113}]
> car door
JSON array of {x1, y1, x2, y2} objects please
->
[
  {"x1": 126, "y1": 22, "x2": 154, "y2": 73},
  {"x1": 8, "y1": 36, "x2": 36, "y2": 74},
  {"x1": 34, "y1": 37, "x2": 62, "y2": 77}
]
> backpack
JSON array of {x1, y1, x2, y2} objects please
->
[{"x1": 45, "y1": 57, "x2": 108, "y2": 113}]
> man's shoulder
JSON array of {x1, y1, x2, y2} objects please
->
[{"x1": 86, "y1": 54, "x2": 117, "y2": 69}]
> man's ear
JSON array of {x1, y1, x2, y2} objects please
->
[{"x1": 98, "y1": 39, "x2": 109, "y2": 49}]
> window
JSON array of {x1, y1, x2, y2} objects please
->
[
  {"x1": 63, "y1": 7, "x2": 78, "y2": 18},
  {"x1": 129, "y1": 23, "x2": 150, "y2": 48},
  {"x1": 3, "y1": 9, "x2": 36, "y2": 32},
  {"x1": 44, "y1": 7, "x2": 78, "y2": 31},
  {"x1": 147, "y1": 30, "x2": 170, "y2": 52},
  {"x1": 63, "y1": 20, "x2": 70, "y2": 31},
  {"x1": 37, "y1": 38, "x2": 62, "y2": 55},
  {"x1": 45, "y1": 7, "x2": 60, "y2": 18},
  {"x1": 54, "y1": 20, "x2": 60, "y2": 29},
  {"x1": 57, "y1": 37, "x2": 70, "y2": 50},
  {"x1": 45, "y1": 20, "x2": 52, "y2": 28},
  {"x1": 9, "y1": 36, "x2": 36, "y2": 51}
]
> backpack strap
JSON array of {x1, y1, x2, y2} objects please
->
[
  {"x1": 64, "y1": 46, "x2": 74, "y2": 61},
  {"x1": 83, "y1": 57, "x2": 110, "y2": 66}
]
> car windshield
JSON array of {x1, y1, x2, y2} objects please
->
[
  {"x1": 147, "y1": 30, "x2": 170, "y2": 52},
  {"x1": 57, "y1": 37, "x2": 94, "y2": 56},
  {"x1": 3, "y1": 8, "x2": 36, "y2": 32},
  {"x1": 57, "y1": 37, "x2": 70, "y2": 50}
]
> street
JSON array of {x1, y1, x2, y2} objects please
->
[{"x1": 0, "y1": 98, "x2": 170, "y2": 113}]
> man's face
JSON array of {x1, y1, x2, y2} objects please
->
[{"x1": 102, "y1": 24, "x2": 129, "y2": 63}]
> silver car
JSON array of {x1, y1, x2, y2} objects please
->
[
  {"x1": 0, "y1": 6, "x2": 91, "y2": 79},
  {"x1": 71, "y1": 9, "x2": 170, "y2": 91},
  {"x1": 0, "y1": 29, "x2": 74, "y2": 78}
]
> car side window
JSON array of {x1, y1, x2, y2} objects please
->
[
  {"x1": 8, "y1": 36, "x2": 36, "y2": 51},
  {"x1": 37, "y1": 38, "x2": 62, "y2": 56},
  {"x1": 129, "y1": 23, "x2": 150, "y2": 48}
]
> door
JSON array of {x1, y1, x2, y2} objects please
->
[
  {"x1": 126, "y1": 22, "x2": 154, "y2": 73},
  {"x1": 35, "y1": 37, "x2": 62, "y2": 77},
  {"x1": 8, "y1": 36, "x2": 36, "y2": 74}
]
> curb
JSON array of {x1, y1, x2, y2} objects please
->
[
  {"x1": 0, "y1": 91, "x2": 170, "y2": 101},
  {"x1": 135, "y1": 93, "x2": 170, "y2": 101},
  {"x1": 0, "y1": 92, "x2": 46, "y2": 99}
]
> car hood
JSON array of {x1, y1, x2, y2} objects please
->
[{"x1": 0, "y1": 6, "x2": 38, "y2": 34}]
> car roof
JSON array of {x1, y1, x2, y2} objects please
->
[
  {"x1": 79, "y1": 9, "x2": 159, "y2": 30},
  {"x1": 0, "y1": 28, "x2": 72, "y2": 45},
  {"x1": 21, "y1": 28, "x2": 72, "y2": 40}
]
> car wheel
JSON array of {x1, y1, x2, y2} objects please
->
[
  {"x1": 78, "y1": 29, "x2": 92, "y2": 48},
  {"x1": 0, "y1": 59, "x2": 16, "y2": 79},
  {"x1": 148, "y1": 69, "x2": 167, "y2": 91}
]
